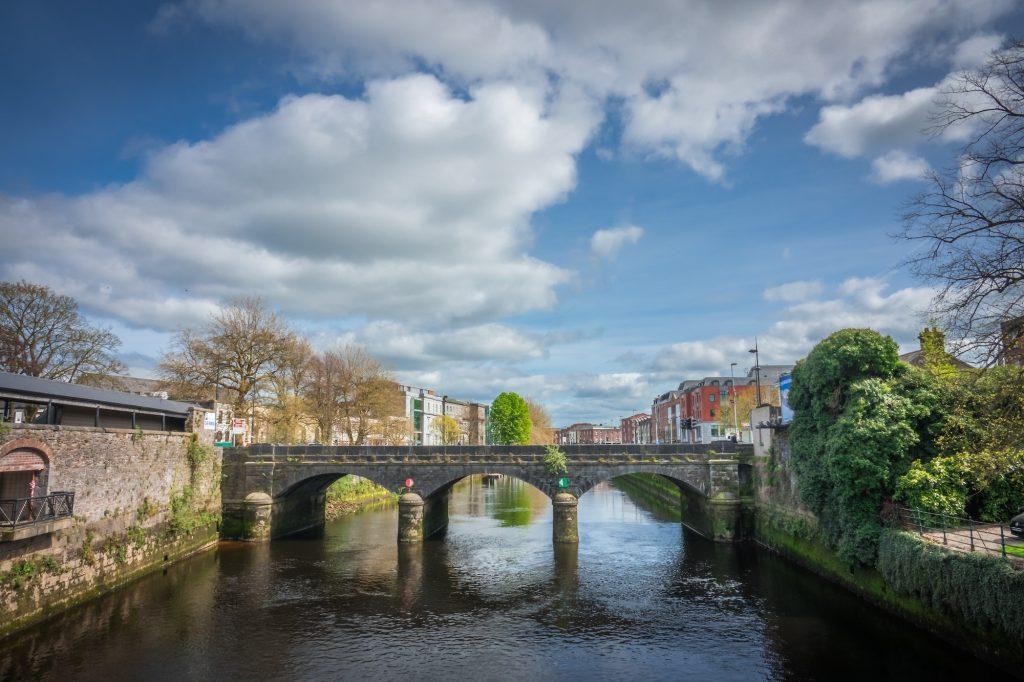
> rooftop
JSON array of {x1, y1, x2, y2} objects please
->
[{"x1": 0, "y1": 371, "x2": 197, "y2": 417}]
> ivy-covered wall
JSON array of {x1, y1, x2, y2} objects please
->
[
  {"x1": 0, "y1": 424, "x2": 221, "y2": 638},
  {"x1": 752, "y1": 432, "x2": 1024, "y2": 669}
]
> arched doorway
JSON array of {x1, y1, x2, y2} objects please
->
[{"x1": 0, "y1": 441, "x2": 49, "y2": 501}]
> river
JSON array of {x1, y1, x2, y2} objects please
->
[{"x1": 0, "y1": 476, "x2": 1005, "y2": 680}]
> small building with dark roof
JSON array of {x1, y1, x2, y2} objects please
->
[{"x1": 0, "y1": 371, "x2": 196, "y2": 432}]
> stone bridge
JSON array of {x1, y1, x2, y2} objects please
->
[{"x1": 221, "y1": 443, "x2": 753, "y2": 544}]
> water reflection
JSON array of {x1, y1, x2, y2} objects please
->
[{"x1": 0, "y1": 476, "x2": 1009, "y2": 681}]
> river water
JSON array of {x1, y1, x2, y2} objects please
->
[{"x1": 0, "y1": 476, "x2": 1005, "y2": 681}]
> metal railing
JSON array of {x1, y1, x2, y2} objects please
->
[
  {"x1": 0, "y1": 491, "x2": 75, "y2": 528},
  {"x1": 888, "y1": 505, "x2": 1017, "y2": 560}
]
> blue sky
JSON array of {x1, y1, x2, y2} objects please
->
[{"x1": 2, "y1": 1, "x2": 1023, "y2": 424}]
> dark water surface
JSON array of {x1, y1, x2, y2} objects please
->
[{"x1": 0, "y1": 477, "x2": 1005, "y2": 681}]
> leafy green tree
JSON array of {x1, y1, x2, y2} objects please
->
[
  {"x1": 788, "y1": 329, "x2": 950, "y2": 566},
  {"x1": 489, "y1": 392, "x2": 532, "y2": 445},
  {"x1": 432, "y1": 414, "x2": 462, "y2": 445}
]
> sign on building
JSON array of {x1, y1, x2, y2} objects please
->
[
  {"x1": 203, "y1": 411, "x2": 216, "y2": 431},
  {"x1": 779, "y1": 374, "x2": 794, "y2": 424}
]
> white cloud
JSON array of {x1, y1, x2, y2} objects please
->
[
  {"x1": 158, "y1": 0, "x2": 1013, "y2": 180},
  {"x1": 804, "y1": 33, "x2": 1004, "y2": 163},
  {"x1": 649, "y1": 277, "x2": 935, "y2": 377},
  {"x1": 870, "y1": 150, "x2": 930, "y2": 183},
  {"x1": 0, "y1": 74, "x2": 596, "y2": 330},
  {"x1": 805, "y1": 87, "x2": 938, "y2": 158},
  {"x1": 763, "y1": 280, "x2": 824, "y2": 303},
  {"x1": 590, "y1": 225, "x2": 644, "y2": 259},
  {"x1": 952, "y1": 32, "x2": 1004, "y2": 68}
]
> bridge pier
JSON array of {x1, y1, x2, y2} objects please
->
[
  {"x1": 552, "y1": 492, "x2": 579, "y2": 543},
  {"x1": 397, "y1": 492, "x2": 425, "y2": 542}
]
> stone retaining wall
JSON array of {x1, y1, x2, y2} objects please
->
[{"x1": 0, "y1": 424, "x2": 221, "y2": 638}]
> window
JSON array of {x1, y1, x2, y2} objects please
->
[{"x1": 708, "y1": 393, "x2": 715, "y2": 402}]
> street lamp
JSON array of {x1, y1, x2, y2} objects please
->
[
  {"x1": 729, "y1": 362, "x2": 739, "y2": 438},
  {"x1": 748, "y1": 339, "x2": 763, "y2": 406}
]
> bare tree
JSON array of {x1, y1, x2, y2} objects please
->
[
  {"x1": 159, "y1": 297, "x2": 294, "y2": 410},
  {"x1": 303, "y1": 345, "x2": 404, "y2": 445},
  {"x1": 902, "y1": 40, "x2": 1024, "y2": 362},
  {"x1": 526, "y1": 398, "x2": 555, "y2": 445},
  {"x1": 265, "y1": 337, "x2": 314, "y2": 444},
  {"x1": 0, "y1": 280, "x2": 125, "y2": 384}
]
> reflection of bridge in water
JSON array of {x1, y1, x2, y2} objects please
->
[{"x1": 221, "y1": 443, "x2": 753, "y2": 544}]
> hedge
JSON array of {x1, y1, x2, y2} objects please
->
[{"x1": 877, "y1": 530, "x2": 1024, "y2": 648}]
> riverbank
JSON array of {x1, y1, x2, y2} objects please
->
[
  {"x1": 615, "y1": 469, "x2": 1023, "y2": 673},
  {"x1": 325, "y1": 475, "x2": 396, "y2": 520}
]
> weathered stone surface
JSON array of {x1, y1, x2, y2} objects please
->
[
  {"x1": 0, "y1": 424, "x2": 221, "y2": 638},
  {"x1": 222, "y1": 443, "x2": 753, "y2": 543},
  {"x1": 397, "y1": 493, "x2": 425, "y2": 543},
  {"x1": 552, "y1": 492, "x2": 579, "y2": 544}
]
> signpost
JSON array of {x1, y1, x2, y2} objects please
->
[{"x1": 557, "y1": 476, "x2": 570, "y2": 490}]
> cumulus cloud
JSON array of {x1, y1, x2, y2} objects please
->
[
  {"x1": 805, "y1": 33, "x2": 1005, "y2": 163},
  {"x1": 870, "y1": 150, "x2": 930, "y2": 183},
  {"x1": 649, "y1": 277, "x2": 935, "y2": 378},
  {"x1": 763, "y1": 280, "x2": 823, "y2": 303},
  {"x1": 158, "y1": 0, "x2": 1012, "y2": 180},
  {"x1": 590, "y1": 225, "x2": 644, "y2": 259},
  {"x1": 0, "y1": 74, "x2": 596, "y2": 329}
]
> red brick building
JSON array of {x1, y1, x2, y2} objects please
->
[
  {"x1": 556, "y1": 422, "x2": 623, "y2": 445},
  {"x1": 620, "y1": 413, "x2": 651, "y2": 444}
]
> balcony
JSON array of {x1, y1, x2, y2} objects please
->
[{"x1": 0, "y1": 491, "x2": 75, "y2": 542}]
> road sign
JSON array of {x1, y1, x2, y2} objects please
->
[{"x1": 557, "y1": 476, "x2": 570, "y2": 489}]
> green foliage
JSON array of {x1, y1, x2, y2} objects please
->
[
  {"x1": 136, "y1": 496, "x2": 158, "y2": 522},
  {"x1": 0, "y1": 420, "x2": 10, "y2": 437},
  {"x1": 326, "y1": 475, "x2": 394, "y2": 503},
  {"x1": 789, "y1": 329, "x2": 952, "y2": 566},
  {"x1": 897, "y1": 449, "x2": 1024, "y2": 521},
  {"x1": 126, "y1": 525, "x2": 147, "y2": 550},
  {"x1": 131, "y1": 426, "x2": 143, "y2": 443},
  {"x1": 80, "y1": 530, "x2": 96, "y2": 565},
  {"x1": 186, "y1": 434, "x2": 211, "y2": 483},
  {"x1": 2, "y1": 555, "x2": 61, "y2": 589},
  {"x1": 488, "y1": 392, "x2": 532, "y2": 445},
  {"x1": 878, "y1": 530, "x2": 1024, "y2": 648},
  {"x1": 103, "y1": 536, "x2": 129, "y2": 564},
  {"x1": 543, "y1": 445, "x2": 568, "y2": 476},
  {"x1": 167, "y1": 486, "x2": 217, "y2": 537}
]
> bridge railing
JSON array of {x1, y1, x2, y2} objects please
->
[{"x1": 224, "y1": 443, "x2": 753, "y2": 464}]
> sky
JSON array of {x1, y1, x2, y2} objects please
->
[{"x1": 2, "y1": 1, "x2": 1023, "y2": 425}]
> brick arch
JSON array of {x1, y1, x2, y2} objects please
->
[{"x1": 0, "y1": 438, "x2": 53, "y2": 463}]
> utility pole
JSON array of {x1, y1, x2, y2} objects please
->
[
  {"x1": 730, "y1": 362, "x2": 739, "y2": 438},
  {"x1": 749, "y1": 339, "x2": 763, "y2": 406}
]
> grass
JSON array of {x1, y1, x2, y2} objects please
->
[{"x1": 1004, "y1": 543, "x2": 1024, "y2": 558}]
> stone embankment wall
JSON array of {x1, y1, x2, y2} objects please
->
[
  {"x1": 751, "y1": 431, "x2": 1023, "y2": 669},
  {"x1": 0, "y1": 423, "x2": 221, "y2": 638}
]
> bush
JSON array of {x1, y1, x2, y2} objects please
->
[
  {"x1": 543, "y1": 445, "x2": 568, "y2": 476},
  {"x1": 898, "y1": 449, "x2": 1024, "y2": 522},
  {"x1": 788, "y1": 329, "x2": 951, "y2": 566},
  {"x1": 878, "y1": 530, "x2": 1024, "y2": 649}
]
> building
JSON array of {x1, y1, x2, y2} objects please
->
[
  {"x1": 0, "y1": 371, "x2": 194, "y2": 433},
  {"x1": 650, "y1": 389, "x2": 684, "y2": 444},
  {"x1": 900, "y1": 327, "x2": 972, "y2": 371},
  {"x1": 556, "y1": 422, "x2": 622, "y2": 444},
  {"x1": 400, "y1": 385, "x2": 489, "y2": 445},
  {"x1": 620, "y1": 412, "x2": 651, "y2": 444}
]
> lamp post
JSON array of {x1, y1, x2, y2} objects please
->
[
  {"x1": 749, "y1": 339, "x2": 763, "y2": 406},
  {"x1": 730, "y1": 362, "x2": 739, "y2": 438}
]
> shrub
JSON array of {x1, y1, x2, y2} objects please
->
[
  {"x1": 788, "y1": 329, "x2": 951, "y2": 566},
  {"x1": 878, "y1": 530, "x2": 1024, "y2": 648},
  {"x1": 543, "y1": 445, "x2": 568, "y2": 476}
]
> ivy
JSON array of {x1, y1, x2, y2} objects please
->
[
  {"x1": 878, "y1": 530, "x2": 1024, "y2": 648},
  {"x1": 788, "y1": 329, "x2": 951, "y2": 566}
]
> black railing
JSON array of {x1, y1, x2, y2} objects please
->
[
  {"x1": 887, "y1": 505, "x2": 1017, "y2": 560},
  {"x1": 0, "y1": 491, "x2": 75, "y2": 528}
]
